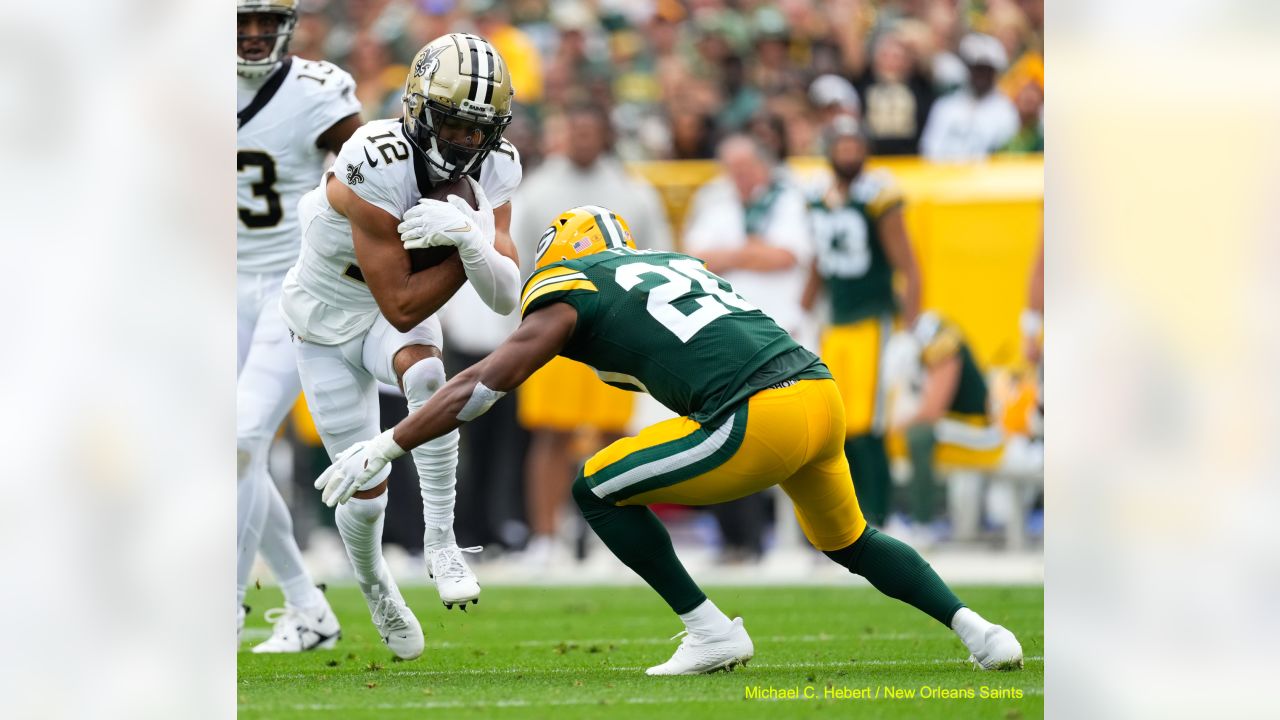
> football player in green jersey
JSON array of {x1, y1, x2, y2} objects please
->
[
  {"x1": 801, "y1": 116, "x2": 923, "y2": 527},
  {"x1": 315, "y1": 205, "x2": 1023, "y2": 675}
]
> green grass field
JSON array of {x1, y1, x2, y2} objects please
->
[{"x1": 239, "y1": 584, "x2": 1042, "y2": 719}]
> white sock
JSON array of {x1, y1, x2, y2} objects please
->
[
  {"x1": 403, "y1": 360, "x2": 460, "y2": 549},
  {"x1": 950, "y1": 607, "x2": 993, "y2": 652},
  {"x1": 335, "y1": 493, "x2": 402, "y2": 602},
  {"x1": 424, "y1": 522, "x2": 457, "y2": 551},
  {"x1": 679, "y1": 599, "x2": 733, "y2": 637},
  {"x1": 412, "y1": 430, "x2": 460, "y2": 548},
  {"x1": 258, "y1": 472, "x2": 325, "y2": 609}
]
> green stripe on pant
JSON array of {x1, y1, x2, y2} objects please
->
[{"x1": 586, "y1": 409, "x2": 750, "y2": 505}]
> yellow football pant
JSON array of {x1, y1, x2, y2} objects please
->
[
  {"x1": 820, "y1": 314, "x2": 892, "y2": 437},
  {"x1": 582, "y1": 379, "x2": 867, "y2": 552}
]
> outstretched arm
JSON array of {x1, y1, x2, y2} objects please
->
[
  {"x1": 314, "y1": 303, "x2": 578, "y2": 506},
  {"x1": 394, "y1": 301, "x2": 574, "y2": 448}
]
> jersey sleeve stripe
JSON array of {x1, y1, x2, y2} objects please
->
[
  {"x1": 521, "y1": 271, "x2": 587, "y2": 301},
  {"x1": 521, "y1": 279, "x2": 597, "y2": 315}
]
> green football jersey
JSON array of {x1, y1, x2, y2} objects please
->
[
  {"x1": 915, "y1": 313, "x2": 988, "y2": 418},
  {"x1": 810, "y1": 170, "x2": 905, "y2": 325},
  {"x1": 520, "y1": 249, "x2": 831, "y2": 427}
]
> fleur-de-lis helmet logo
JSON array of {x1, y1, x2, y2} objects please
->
[{"x1": 413, "y1": 45, "x2": 446, "y2": 78}]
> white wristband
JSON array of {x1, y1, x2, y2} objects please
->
[
  {"x1": 458, "y1": 381, "x2": 506, "y2": 421},
  {"x1": 368, "y1": 428, "x2": 406, "y2": 462}
]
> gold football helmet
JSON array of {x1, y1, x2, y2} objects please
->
[
  {"x1": 534, "y1": 206, "x2": 637, "y2": 271},
  {"x1": 403, "y1": 34, "x2": 515, "y2": 182},
  {"x1": 236, "y1": 0, "x2": 298, "y2": 79}
]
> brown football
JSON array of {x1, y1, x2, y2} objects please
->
[{"x1": 407, "y1": 176, "x2": 477, "y2": 273}]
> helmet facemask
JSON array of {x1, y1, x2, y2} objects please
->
[
  {"x1": 403, "y1": 92, "x2": 512, "y2": 182},
  {"x1": 237, "y1": 6, "x2": 297, "y2": 79}
]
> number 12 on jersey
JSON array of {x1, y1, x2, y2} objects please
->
[{"x1": 614, "y1": 258, "x2": 756, "y2": 342}]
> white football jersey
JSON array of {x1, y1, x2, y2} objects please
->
[
  {"x1": 281, "y1": 118, "x2": 522, "y2": 345},
  {"x1": 237, "y1": 57, "x2": 361, "y2": 274}
]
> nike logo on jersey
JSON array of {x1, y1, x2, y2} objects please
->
[
  {"x1": 346, "y1": 161, "x2": 365, "y2": 185},
  {"x1": 363, "y1": 147, "x2": 379, "y2": 167}
]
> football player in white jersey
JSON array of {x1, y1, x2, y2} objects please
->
[
  {"x1": 237, "y1": 0, "x2": 362, "y2": 653},
  {"x1": 280, "y1": 33, "x2": 523, "y2": 660}
]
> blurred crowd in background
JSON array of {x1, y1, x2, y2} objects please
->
[
  {"x1": 271, "y1": 0, "x2": 1045, "y2": 573},
  {"x1": 292, "y1": 0, "x2": 1043, "y2": 165}
]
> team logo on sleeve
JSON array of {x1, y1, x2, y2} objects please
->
[{"x1": 345, "y1": 161, "x2": 365, "y2": 185}]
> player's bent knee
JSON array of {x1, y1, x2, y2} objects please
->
[{"x1": 402, "y1": 355, "x2": 446, "y2": 405}]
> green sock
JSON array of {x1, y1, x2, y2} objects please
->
[
  {"x1": 846, "y1": 433, "x2": 891, "y2": 526},
  {"x1": 572, "y1": 473, "x2": 707, "y2": 614},
  {"x1": 824, "y1": 527, "x2": 964, "y2": 626},
  {"x1": 905, "y1": 425, "x2": 937, "y2": 525}
]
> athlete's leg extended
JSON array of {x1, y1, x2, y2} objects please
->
[
  {"x1": 780, "y1": 380, "x2": 1023, "y2": 670},
  {"x1": 366, "y1": 315, "x2": 477, "y2": 609},
  {"x1": 237, "y1": 288, "x2": 328, "y2": 610},
  {"x1": 237, "y1": 272, "x2": 270, "y2": 619},
  {"x1": 571, "y1": 385, "x2": 830, "y2": 674},
  {"x1": 295, "y1": 332, "x2": 423, "y2": 659}
]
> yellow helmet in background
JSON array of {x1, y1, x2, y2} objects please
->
[
  {"x1": 534, "y1": 206, "x2": 637, "y2": 271},
  {"x1": 403, "y1": 33, "x2": 515, "y2": 182}
]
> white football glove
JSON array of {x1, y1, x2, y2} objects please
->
[
  {"x1": 398, "y1": 177, "x2": 495, "y2": 258},
  {"x1": 313, "y1": 430, "x2": 406, "y2": 507}
]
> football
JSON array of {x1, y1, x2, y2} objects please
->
[{"x1": 407, "y1": 175, "x2": 477, "y2": 272}]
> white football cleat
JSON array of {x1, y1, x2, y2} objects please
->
[
  {"x1": 968, "y1": 624, "x2": 1024, "y2": 671},
  {"x1": 646, "y1": 617, "x2": 754, "y2": 676},
  {"x1": 253, "y1": 602, "x2": 341, "y2": 653},
  {"x1": 369, "y1": 594, "x2": 424, "y2": 660},
  {"x1": 428, "y1": 545, "x2": 482, "y2": 610}
]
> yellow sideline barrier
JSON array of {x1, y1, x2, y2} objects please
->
[{"x1": 629, "y1": 154, "x2": 1044, "y2": 370}]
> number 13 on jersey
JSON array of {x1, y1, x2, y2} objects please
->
[{"x1": 614, "y1": 257, "x2": 756, "y2": 342}]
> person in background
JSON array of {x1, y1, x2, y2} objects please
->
[
  {"x1": 920, "y1": 33, "x2": 1018, "y2": 162},
  {"x1": 471, "y1": 0, "x2": 544, "y2": 105},
  {"x1": 744, "y1": 112, "x2": 790, "y2": 163},
  {"x1": 854, "y1": 31, "x2": 935, "y2": 156},
  {"x1": 891, "y1": 312, "x2": 1043, "y2": 543},
  {"x1": 802, "y1": 117, "x2": 921, "y2": 528},
  {"x1": 684, "y1": 135, "x2": 812, "y2": 342},
  {"x1": 683, "y1": 133, "x2": 814, "y2": 561},
  {"x1": 809, "y1": 73, "x2": 861, "y2": 126},
  {"x1": 1002, "y1": 78, "x2": 1044, "y2": 154},
  {"x1": 509, "y1": 104, "x2": 674, "y2": 567},
  {"x1": 668, "y1": 108, "x2": 718, "y2": 160}
]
